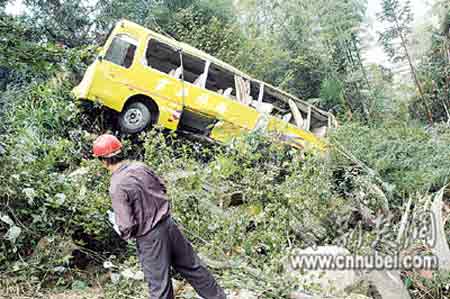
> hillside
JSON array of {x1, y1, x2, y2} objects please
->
[{"x1": 1, "y1": 1, "x2": 450, "y2": 298}]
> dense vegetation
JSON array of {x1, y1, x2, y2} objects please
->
[{"x1": 1, "y1": 0, "x2": 450, "y2": 298}]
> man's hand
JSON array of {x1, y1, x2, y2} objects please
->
[{"x1": 107, "y1": 210, "x2": 121, "y2": 236}]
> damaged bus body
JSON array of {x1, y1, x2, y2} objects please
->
[{"x1": 73, "y1": 20, "x2": 336, "y2": 151}]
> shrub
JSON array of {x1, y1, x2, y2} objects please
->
[{"x1": 331, "y1": 121, "x2": 450, "y2": 200}]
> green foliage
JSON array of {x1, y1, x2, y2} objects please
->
[
  {"x1": 152, "y1": 0, "x2": 232, "y2": 29},
  {"x1": 0, "y1": 70, "x2": 344, "y2": 296},
  {"x1": 377, "y1": 0, "x2": 436, "y2": 124},
  {"x1": 332, "y1": 121, "x2": 450, "y2": 197},
  {"x1": 94, "y1": 0, "x2": 160, "y2": 34},
  {"x1": 320, "y1": 78, "x2": 346, "y2": 113},
  {"x1": 414, "y1": 5, "x2": 450, "y2": 123},
  {"x1": 378, "y1": 0, "x2": 414, "y2": 63},
  {"x1": 0, "y1": 46, "x2": 118, "y2": 286},
  {"x1": 23, "y1": 0, "x2": 97, "y2": 47},
  {"x1": 13, "y1": 0, "x2": 378, "y2": 119},
  {"x1": 139, "y1": 130, "x2": 341, "y2": 296},
  {"x1": 0, "y1": 16, "x2": 65, "y2": 82},
  {"x1": 278, "y1": 53, "x2": 325, "y2": 100},
  {"x1": 165, "y1": 6, "x2": 244, "y2": 65},
  {"x1": 159, "y1": 0, "x2": 288, "y2": 85},
  {"x1": 239, "y1": 0, "x2": 374, "y2": 117},
  {"x1": 3, "y1": 1, "x2": 450, "y2": 298}
]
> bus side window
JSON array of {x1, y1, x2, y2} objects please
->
[
  {"x1": 104, "y1": 35, "x2": 138, "y2": 68},
  {"x1": 249, "y1": 82, "x2": 274, "y2": 114},
  {"x1": 261, "y1": 86, "x2": 295, "y2": 122},
  {"x1": 205, "y1": 64, "x2": 236, "y2": 100},
  {"x1": 145, "y1": 39, "x2": 181, "y2": 76},
  {"x1": 181, "y1": 53, "x2": 206, "y2": 85},
  {"x1": 145, "y1": 39, "x2": 206, "y2": 85}
]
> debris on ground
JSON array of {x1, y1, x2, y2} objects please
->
[{"x1": 285, "y1": 246, "x2": 359, "y2": 297}]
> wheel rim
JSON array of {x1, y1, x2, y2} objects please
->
[{"x1": 124, "y1": 108, "x2": 144, "y2": 130}]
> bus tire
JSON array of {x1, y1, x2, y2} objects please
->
[{"x1": 118, "y1": 101, "x2": 152, "y2": 134}]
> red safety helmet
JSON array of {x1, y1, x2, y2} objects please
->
[{"x1": 92, "y1": 134, "x2": 123, "y2": 158}]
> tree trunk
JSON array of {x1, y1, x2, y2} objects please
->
[
  {"x1": 441, "y1": 8, "x2": 449, "y2": 37},
  {"x1": 395, "y1": 18, "x2": 433, "y2": 124}
]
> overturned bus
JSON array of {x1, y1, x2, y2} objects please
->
[{"x1": 73, "y1": 20, "x2": 336, "y2": 151}]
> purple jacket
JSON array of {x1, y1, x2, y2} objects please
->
[{"x1": 109, "y1": 161, "x2": 170, "y2": 240}]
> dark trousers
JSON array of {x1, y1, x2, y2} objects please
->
[{"x1": 136, "y1": 217, "x2": 226, "y2": 299}]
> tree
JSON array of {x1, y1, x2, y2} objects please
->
[
  {"x1": 94, "y1": 0, "x2": 161, "y2": 34},
  {"x1": 20, "y1": 0, "x2": 234, "y2": 47},
  {"x1": 412, "y1": 2, "x2": 450, "y2": 123},
  {"x1": 0, "y1": 15, "x2": 65, "y2": 84},
  {"x1": 235, "y1": 0, "x2": 376, "y2": 120},
  {"x1": 23, "y1": 0, "x2": 97, "y2": 47},
  {"x1": 378, "y1": 0, "x2": 433, "y2": 123},
  {"x1": 438, "y1": 0, "x2": 450, "y2": 37},
  {"x1": 437, "y1": 0, "x2": 450, "y2": 66},
  {"x1": 0, "y1": 0, "x2": 8, "y2": 10}
]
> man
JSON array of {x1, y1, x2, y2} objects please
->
[{"x1": 92, "y1": 134, "x2": 226, "y2": 299}]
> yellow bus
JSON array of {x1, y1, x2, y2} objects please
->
[{"x1": 73, "y1": 20, "x2": 336, "y2": 150}]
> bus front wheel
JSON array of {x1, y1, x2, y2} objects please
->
[{"x1": 118, "y1": 101, "x2": 152, "y2": 134}]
